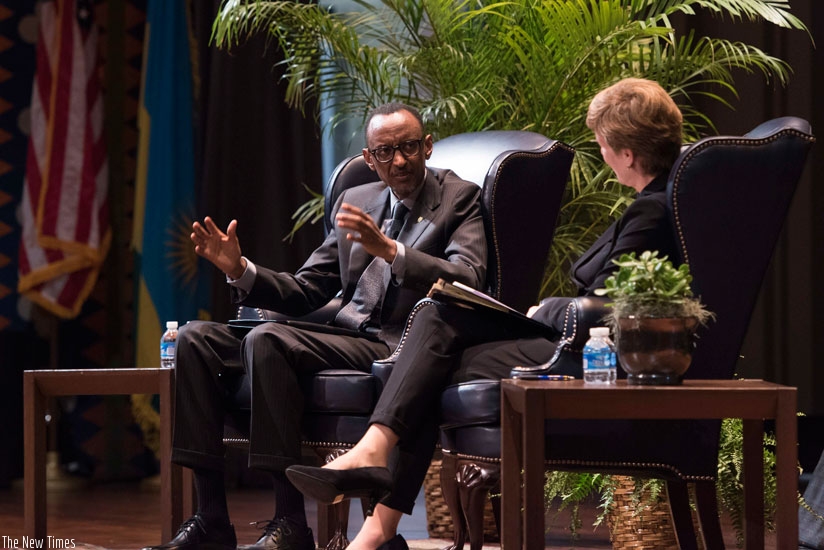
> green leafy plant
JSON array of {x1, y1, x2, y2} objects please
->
[
  {"x1": 545, "y1": 471, "x2": 667, "y2": 538},
  {"x1": 212, "y1": 0, "x2": 809, "y2": 298},
  {"x1": 716, "y1": 417, "x2": 778, "y2": 547},
  {"x1": 595, "y1": 250, "x2": 714, "y2": 324},
  {"x1": 545, "y1": 418, "x2": 779, "y2": 547}
]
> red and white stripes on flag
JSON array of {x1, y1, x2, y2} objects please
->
[{"x1": 18, "y1": 0, "x2": 110, "y2": 319}]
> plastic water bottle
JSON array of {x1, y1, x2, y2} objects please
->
[
  {"x1": 583, "y1": 327, "x2": 617, "y2": 384},
  {"x1": 160, "y1": 321, "x2": 178, "y2": 369}
]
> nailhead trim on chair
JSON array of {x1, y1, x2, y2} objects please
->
[
  {"x1": 222, "y1": 437, "x2": 360, "y2": 453},
  {"x1": 545, "y1": 302, "x2": 578, "y2": 364},
  {"x1": 443, "y1": 451, "x2": 715, "y2": 482},
  {"x1": 670, "y1": 128, "x2": 816, "y2": 267},
  {"x1": 543, "y1": 459, "x2": 715, "y2": 482},
  {"x1": 445, "y1": 451, "x2": 501, "y2": 464},
  {"x1": 235, "y1": 306, "x2": 266, "y2": 320},
  {"x1": 379, "y1": 299, "x2": 436, "y2": 362},
  {"x1": 487, "y1": 142, "x2": 575, "y2": 302},
  {"x1": 302, "y1": 441, "x2": 356, "y2": 449}
]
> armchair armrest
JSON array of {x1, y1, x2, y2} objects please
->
[
  {"x1": 370, "y1": 298, "x2": 442, "y2": 392},
  {"x1": 561, "y1": 296, "x2": 612, "y2": 348},
  {"x1": 510, "y1": 296, "x2": 611, "y2": 378},
  {"x1": 236, "y1": 297, "x2": 342, "y2": 324}
]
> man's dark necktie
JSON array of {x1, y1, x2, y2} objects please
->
[{"x1": 334, "y1": 202, "x2": 409, "y2": 331}]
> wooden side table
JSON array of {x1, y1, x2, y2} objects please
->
[
  {"x1": 500, "y1": 379, "x2": 798, "y2": 550},
  {"x1": 24, "y1": 368, "x2": 186, "y2": 543}
]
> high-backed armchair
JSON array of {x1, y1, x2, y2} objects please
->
[
  {"x1": 437, "y1": 117, "x2": 815, "y2": 550},
  {"x1": 225, "y1": 130, "x2": 575, "y2": 549}
]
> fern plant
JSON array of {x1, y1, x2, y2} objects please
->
[
  {"x1": 212, "y1": 0, "x2": 808, "y2": 298},
  {"x1": 716, "y1": 417, "x2": 778, "y2": 547},
  {"x1": 545, "y1": 418, "x2": 780, "y2": 546}
]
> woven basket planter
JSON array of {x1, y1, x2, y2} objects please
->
[
  {"x1": 423, "y1": 458, "x2": 499, "y2": 541},
  {"x1": 606, "y1": 476, "x2": 704, "y2": 550}
]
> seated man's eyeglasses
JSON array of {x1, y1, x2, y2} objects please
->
[{"x1": 369, "y1": 139, "x2": 424, "y2": 163}]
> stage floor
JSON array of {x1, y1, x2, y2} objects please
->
[{"x1": 0, "y1": 477, "x2": 759, "y2": 549}]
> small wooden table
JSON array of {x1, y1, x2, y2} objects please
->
[
  {"x1": 500, "y1": 379, "x2": 797, "y2": 550},
  {"x1": 24, "y1": 368, "x2": 185, "y2": 543}
]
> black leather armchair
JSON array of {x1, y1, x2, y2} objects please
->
[
  {"x1": 437, "y1": 117, "x2": 815, "y2": 550},
  {"x1": 225, "y1": 130, "x2": 575, "y2": 549}
]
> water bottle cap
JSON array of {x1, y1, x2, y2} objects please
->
[
  {"x1": 166, "y1": 321, "x2": 178, "y2": 330},
  {"x1": 589, "y1": 326, "x2": 610, "y2": 337}
]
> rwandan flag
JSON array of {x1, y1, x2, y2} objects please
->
[{"x1": 132, "y1": 0, "x2": 210, "y2": 373}]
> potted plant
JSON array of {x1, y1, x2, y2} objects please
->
[
  {"x1": 545, "y1": 418, "x2": 780, "y2": 547},
  {"x1": 595, "y1": 250, "x2": 714, "y2": 385}
]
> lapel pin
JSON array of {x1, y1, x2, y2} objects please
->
[{"x1": 417, "y1": 216, "x2": 423, "y2": 223}]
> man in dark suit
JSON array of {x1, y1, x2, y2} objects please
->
[
  {"x1": 147, "y1": 102, "x2": 487, "y2": 550},
  {"x1": 285, "y1": 78, "x2": 684, "y2": 550}
]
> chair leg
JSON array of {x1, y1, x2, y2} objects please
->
[
  {"x1": 666, "y1": 480, "x2": 699, "y2": 550},
  {"x1": 694, "y1": 480, "x2": 725, "y2": 550},
  {"x1": 315, "y1": 447, "x2": 351, "y2": 550},
  {"x1": 440, "y1": 453, "x2": 467, "y2": 550},
  {"x1": 457, "y1": 460, "x2": 499, "y2": 550},
  {"x1": 323, "y1": 501, "x2": 352, "y2": 550}
]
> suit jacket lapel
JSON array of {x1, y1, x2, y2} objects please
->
[{"x1": 398, "y1": 169, "x2": 441, "y2": 248}]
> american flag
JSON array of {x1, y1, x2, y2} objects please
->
[{"x1": 17, "y1": 0, "x2": 110, "y2": 319}]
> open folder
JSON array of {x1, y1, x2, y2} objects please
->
[{"x1": 426, "y1": 279, "x2": 559, "y2": 340}]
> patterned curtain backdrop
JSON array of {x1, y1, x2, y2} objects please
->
[
  {"x1": 0, "y1": 3, "x2": 37, "y2": 332},
  {"x1": 51, "y1": 0, "x2": 156, "y2": 481},
  {"x1": 0, "y1": 0, "x2": 322, "y2": 485},
  {"x1": 0, "y1": 0, "x2": 156, "y2": 483},
  {"x1": 0, "y1": 0, "x2": 39, "y2": 488}
]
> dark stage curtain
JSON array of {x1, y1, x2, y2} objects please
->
[
  {"x1": 679, "y1": 2, "x2": 823, "y2": 411},
  {"x1": 192, "y1": 2, "x2": 324, "y2": 324},
  {"x1": 678, "y1": 0, "x2": 824, "y2": 470}
]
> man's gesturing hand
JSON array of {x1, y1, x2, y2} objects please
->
[
  {"x1": 336, "y1": 203, "x2": 398, "y2": 262},
  {"x1": 191, "y1": 216, "x2": 247, "y2": 280}
]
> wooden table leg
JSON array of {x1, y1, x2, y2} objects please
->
[
  {"x1": 159, "y1": 368, "x2": 178, "y2": 542},
  {"x1": 523, "y1": 389, "x2": 545, "y2": 550},
  {"x1": 501, "y1": 385, "x2": 523, "y2": 550},
  {"x1": 743, "y1": 419, "x2": 765, "y2": 550},
  {"x1": 24, "y1": 368, "x2": 184, "y2": 545},
  {"x1": 24, "y1": 371, "x2": 47, "y2": 540},
  {"x1": 774, "y1": 389, "x2": 798, "y2": 550}
]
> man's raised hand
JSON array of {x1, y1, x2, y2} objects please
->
[{"x1": 191, "y1": 216, "x2": 246, "y2": 280}]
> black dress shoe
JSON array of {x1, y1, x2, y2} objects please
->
[
  {"x1": 142, "y1": 514, "x2": 236, "y2": 550},
  {"x1": 376, "y1": 534, "x2": 408, "y2": 550},
  {"x1": 285, "y1": 465, "x2": 393, "y2": 515},
  {"x1": 237, "y1": 517, "x2": 315, "y2": 550}
]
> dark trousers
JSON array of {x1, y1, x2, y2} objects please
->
[
  {"x1": 373, "y1": 301, "x2": 557, "y2": 513},
  {"x1": 170, "y1": 320, "x2": 390, "y2": 473}
]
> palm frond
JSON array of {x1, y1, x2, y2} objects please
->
[{"x1": 213, "y1": 0, "x2": 810, "y2": 295}]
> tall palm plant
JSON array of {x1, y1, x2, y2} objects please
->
[{"x1": 213, "y1": 0, "x2": 808, "y2": 297}]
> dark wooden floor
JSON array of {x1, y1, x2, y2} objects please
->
[{"x1": 0, "y1": 477, "x2": 770, "y2": 549}]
